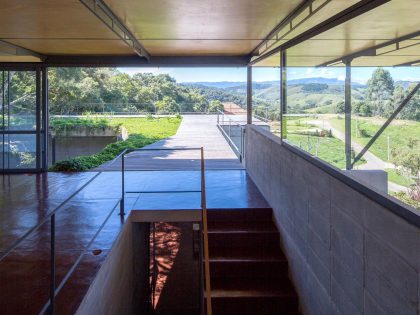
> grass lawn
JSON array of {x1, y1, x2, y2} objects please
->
[
  {"x1": 50, "y1": 116, "x2": 182, "y2": 171},
  {"x1": 286, "y1": 134, "x2": 348, "y2": 169},
  {"x1": 284, "y1": 117, "x2": 366, "y2": 169},
  {"x1": 329, "y1": 116, "x2": 420, "y2": 162},
  {"x1": 385, "y1": 169, "x2": 415, "y2": 187}
]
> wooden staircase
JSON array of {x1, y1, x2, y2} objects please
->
[{"x1": 206, "y1": 208, "x2": 300, "y2": 315}]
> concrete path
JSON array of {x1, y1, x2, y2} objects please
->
[{"x1": 97, "y1": 115, "x2": 243, "y2": 171}]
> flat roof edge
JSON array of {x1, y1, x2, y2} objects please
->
[{"x1": 0, "y1": 55, "x2": 250, "y2": 68}]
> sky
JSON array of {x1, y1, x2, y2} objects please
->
[{"x1": 118, "y1": 66, "x2": 419, "y2": 84}]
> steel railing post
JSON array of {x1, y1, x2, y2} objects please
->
[
  {"x1": 120, "y1": 152, "x2": 125, "y2": 216},
  {"x1": 49, "y1": 214, "x2": 55, "y2": 315}
]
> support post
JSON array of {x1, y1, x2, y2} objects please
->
[
  {"x1": 41, "y1": 67, "x2": 49, "y2": 171},
  {"x1": 344, "y1": 59, "x2": 352, "y2": 170},
  {"x1": 36, "y1": 69, "x2": 41, "y2": 171},
  {"x1": 280, "y1": 50, "x2": 287, "y2": 139},
  {"x1": 246, "y1": 66, "x2": 252, "y2": 124},
  {"x1": 49, "y1": 214, "x2": 56, "y2": 315},
  {"x1": 120, "y1": 153, "x2": 125, "y2": 216}
]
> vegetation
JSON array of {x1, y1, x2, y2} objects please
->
[
  {"x1": 385, "y1": 169, "x2": 415, "y2": 187},
  {"x1": 50, "y1": 117, "x2": 119, "y2": 134},
  {"x1": 47, "y1": 68, "x2": 217, "y2": 114},
  {"x1": 329, "y1": 117, "x2": 420, "y2": 163},
  {"x1": 285, "y1": 118, "x2": 364, "y2": 169},
  {"x1": 391, "y1": 192, "x2": 420, "y2": 209},
  {"x1": 50, "y1": 117, "x2": 181, "y2": 171}
]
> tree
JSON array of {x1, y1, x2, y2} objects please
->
[
  {"x1": 154, "y1": 96, "x2": 180, "y2": 114},
  {"x1": 366, "y1": 68, "x2": 394, "y2": 117},
  {"x1": 391, "y1": 138, "x2": 420, "y2": 202},
  {"x1": 352, "y1": 101, "x2": 372, "y2": 117},
  {"x1": 207, "y1": 100, "x2": 224, "y2": 113},
  {"x1": 335, "y1": 101, "x2": 345, "y2": 114},
  {"x1": 395, "y1": 84, "x2": 420, "y2": 121}
]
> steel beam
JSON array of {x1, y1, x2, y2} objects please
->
[
  {"x1": 248, "y1": 0, "x2": 389, "y2": 66},
  {"x1": 394, "y1": 59, "x2": 420, "y2": 67},
  {"x1": 318, "y1": 30, "x2": 420, "y2": 67},
  {"x1": 344, "y1": 60, "x2": 352, "y2": 170},
  {"x1": 352, "y1": 82, "x2": 420, "y2": 167},
  {"x1": 79, "y1": 0, "x2": 150, "y2": 60},
  {"x1": 0, "y1": 55, "x2": 250, "y2": 68},
  {"x1": 0, "y1": 40, "x2": 46, "y2": 61},
  {"x1": 247, "y1": 66, "x2": 252, "y2": 124},
  {"x1": 250, "y1": 0, "x2": 332, "y2": 58}
]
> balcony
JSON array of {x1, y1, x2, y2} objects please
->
[{"x1": 0, "y1": 0, "x2": 419, "y2": 314}]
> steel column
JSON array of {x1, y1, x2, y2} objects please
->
[
  {"x1": 35, "y1": 69, "x2": 41, "y2": 170},
  {"x1": 49, "y1": 214, "x2": 56, "y2": 315},
  {"x1": 247, "y1": 66, "x2": 252, "y2": 124},
  {"x1": 344, "y1": 60, "x2": 352, "y2": 170},
  {"x1": 41, "y1": 67, "x2": 49, "y2": 171},
  {"x1": 280, "y1": 50, "x2": 287, "y2": 140}
]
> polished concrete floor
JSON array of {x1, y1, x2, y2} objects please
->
[{"x1": 0, "y1": 169, "x2": 268, "y2": 314}]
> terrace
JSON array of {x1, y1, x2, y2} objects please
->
[{"x1": 0, "y1": 1, "x2": 419, "y2": 315}]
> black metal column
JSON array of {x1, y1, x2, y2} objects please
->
[
  {"x1": 35, "y1": 68, "x2": 41, "y2": 171},
  {"x1": 246, "y1": 65, "x2": 252, "y2": 124},
  {"x1": 280, "y1": 50, "x2": 287, "y2": 140},
  {"x1": 41, "y1": 67, "x2": 49, "y2": 171},
  {"x1": 344, "y1": 60, "x2": 352, "y2": 170}
]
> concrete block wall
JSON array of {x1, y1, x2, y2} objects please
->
[
  {"x1": 76, "y1": 215, "x2": 141, "y2": 315},
  {"x1": 245, "y1": 125, "x2": 420, "y2": 315}
]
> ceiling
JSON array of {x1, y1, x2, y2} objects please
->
[
  {"x1": 254, "y1": 0, "x2": 420, "y2": 67},
  {"x1": 0, "y1": 0, "x2": 419, "y2": 67}
]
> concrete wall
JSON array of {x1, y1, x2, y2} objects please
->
[
  {"x1": 48, "y1": 136, "x2": 117, "y2": 165},
  {"x1": 76, "y1": 215, "x2": 143, "y2": 315},
  {"x1": 245, "y1": 125, "x2": 420, "y2": 315}
]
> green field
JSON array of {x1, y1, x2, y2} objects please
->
[
  {"x1": 385, "y1": 169, "x2": 415, "y2": 187},
  {"x1": 284, "y1": 117, "x2": 364, "y2": 169},
  {"x1": 286, "y1": 134, "x2": 348, "y2": 169},
  {"x1": 50, "y1": 116, "x2": 182, "y2": 171},
  {"x1": 329, "y1": 116, "x2": 420, "y2": 162}
]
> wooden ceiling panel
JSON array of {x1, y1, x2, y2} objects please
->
[
  {"x1": 314, "y1": 0, "x2": 420, "y2": 41},
  {"x1": 142, "y1": 40, "x2": 262, "y2": 56},
  {"x1": 282, "y1": 0, "x2": 420, "y2": 67},
  {"x1": 0, "y1": 0, "x2": 119, "y2": 39},
  {"x1": 104, "y1": 0, "x2": 303, "y2": 40}
]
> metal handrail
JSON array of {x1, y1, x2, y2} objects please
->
[
  {"x1": 216, "y1": 111, "x2": 246, "y2": 162},
  {"x1": 0, "y1": 172, "x2": 101, "y2": 263},
  {"x1": 119, "y1": 147, "x2": 212, "y2": 314},
  {"x1": 0, "y1": 171, "x2": 106, "y2": 315}
]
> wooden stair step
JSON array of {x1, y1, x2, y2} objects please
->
[
  {"x1": 207, "y1": 220, "x2": 277, "y2": 232},
  {"x1": 209, "y1": 246, "x2": 286, "y2": 261},
  {"x1": 208, "y1": 231, "x2": 279, "y2": 248},
  {"x1": 209, "y1": 260, "x2": 288, "y2": 279},
  {"x1": 211, "y1": 275, "x2": 295, "y2": 292},
  {"x1": 208, "y1": 208, "x2": 273, "y2": 222},
  {"x1": 208, "y1": 289, "x2": 298, "y2": 315}
]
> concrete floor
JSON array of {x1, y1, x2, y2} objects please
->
[{"x1": 0, "y1": 169, "x2": 268, "y2": 314}]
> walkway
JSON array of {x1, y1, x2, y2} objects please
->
[
  {"x1": 0, "y1": 169, "x2": 268, "y2": 314},
  {"x1": 97, "y1": 115, "x2": 243, "y2": 171}
]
